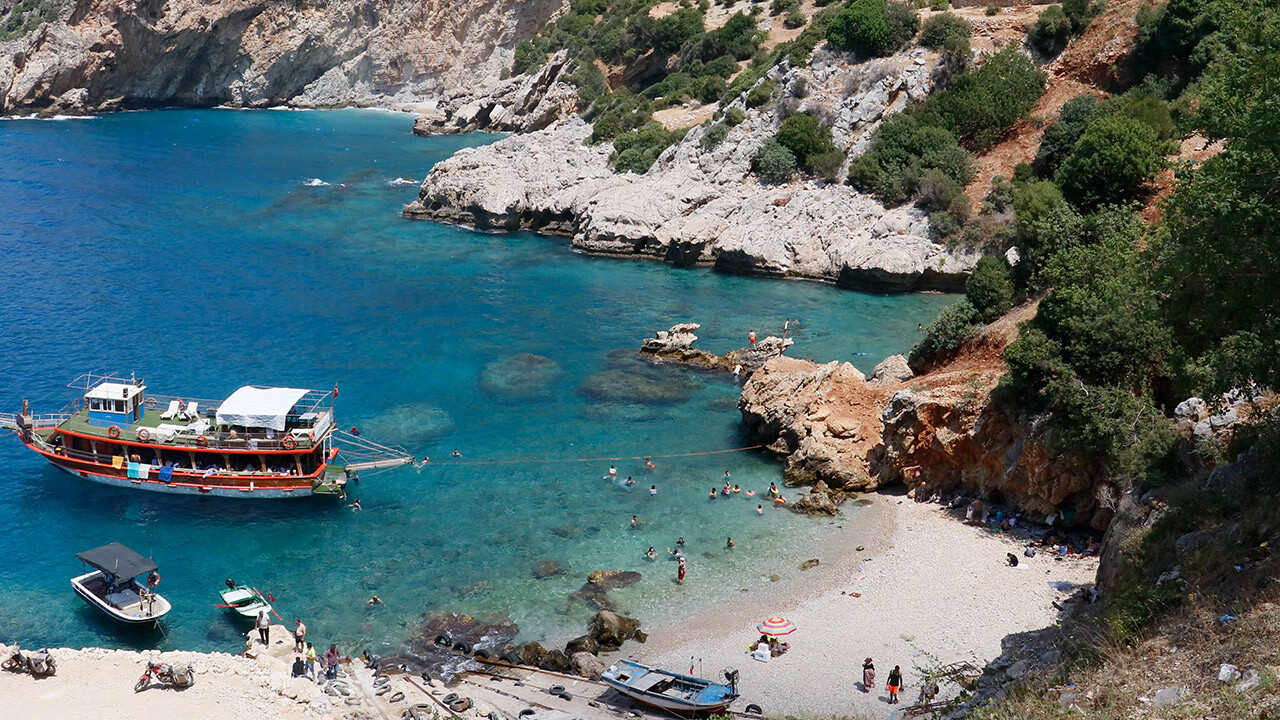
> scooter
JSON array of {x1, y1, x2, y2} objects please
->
[
  {"x1": 2, "y1": 646, "x2": 56, "y2": 676},
  {"x1": 135, "y1": 660, "x2": 195, "y2": 692}
]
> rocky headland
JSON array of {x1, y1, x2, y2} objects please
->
[
  {"x1": 0, "y1": 0, "x2": 565, "y2": 115},
  {"x1": 639, "y1": 322, "x2": 793, "y2": 373},
  {"x1": 406, "y1": 47, "x2": 983, "y2": 292}
]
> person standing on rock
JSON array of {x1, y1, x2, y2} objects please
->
[
  {"x1": 862, "y1": 658, "x2": 875, "y2": 693},
  {"x1": 293, "y1": 618, "x2": 307, "y2": 653},
  {"x1": 748, "y1": 330, "x2": 757, "y2": 346},
  {"x1": 305, "y1": 642, "x2": 317, "y2": 681},
  {"x1": 887, "y1": 665, "x2": 903, "y2": 704},
  {"x1": 325, "y1": 644, "x2": 340, "y2": 680},
  {"x1": 256, "y1": 610, "x2": 271, "y2": 645}
]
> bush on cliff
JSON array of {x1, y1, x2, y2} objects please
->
[
  {"x1": 827, "y1": 0, "x2": 920, "y2": 58},
  {"x1": 847, "y1": 113, "x2": 973, "y2": 206},
  {"x1": 775, "y1": 113, "x2": 838, "y2": 172},
  {"x1": 1056, "y1": 115, "x2": 1167, "y2": 209},
  {"x1": 1033, "y1": 94, "x2": 1101, "y2": 178},
  {"x1": 909, "y1": 300, "x2": 980, "y2": 370},
  {"x1": 612, "y1": 122, "x2": 688, "y2": 174},
  {"x1": 965, "y1": 256, "x2": 1014, "y2": 323},
  {"x1": 926, "y1": 46, "x2": 1047, "y2": 151},
  {"x1": 919, "y1": 11, "x2": 972, "y2": 55},
  {"x1": 753, "y1": 139, "x2": 798, "y2": 184}
]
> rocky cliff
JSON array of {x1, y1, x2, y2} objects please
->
[
  {"x1": 738, "y1": 302, "x2": 1123, "y2": 531},
  {"x1": 0, "y1": 0, "x2": 565, "y2": 115},
  {"x1": 406, "y1": 48, "x2": 981, "y2": 292}
]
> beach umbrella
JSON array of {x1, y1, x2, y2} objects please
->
[{"x1": 757, "y1": 617, "x2": 796, "y2": 636}]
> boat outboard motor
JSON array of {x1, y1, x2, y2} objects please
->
[
  {"x1": 723, "y1": 667, "x2": 739, "y2": 691},
  {"x1": 225, "y1": 578, "x2": 237, "y2": 589}
]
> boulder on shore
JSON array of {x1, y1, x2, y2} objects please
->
[
  {"x1": 571, "y1": 651, "x2": 607, "y2": 679},
  {"x1": 588, "y1": 610, "x2": 647, "y2": 648}
]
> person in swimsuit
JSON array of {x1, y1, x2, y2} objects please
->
[
  {"x1": 625, "y1": 476, "x2": 635, "y2": 486},
  {"x1": 645, "y1": 458, "x2": 655, "y2": 469},
  {"x1": 608, "y1": 465, "x2": 617, "y2": 478},
  {"x1": 676, "y1": 537, "x2": 685, "y2": 547},
  {"x1": 733, "y1": 485, "x2": 741, "y2": 493},
  {"x1": 677, "y1": 556, "x2": 686, "y2": 585},
  {"x1": 757, "y1": 504, "x2": 763, "y2": 515},
  {"x1": 769, "y1": 482, "x2": 779, "y2": 496},
  {"x1": 645, "y1": 547, "x2": 656, "y2": 560},
  {"x1": 726, "y1": 537, "x2": 735, "y2": 549},
  {"x1": 650, "y1": 485, "x2": 658, "y2": 495},
  {"x1": 710, "y1": 487, "x2": 718, "y2": 499},
  {"x1": 631, "y1": 515, "x2": 639, "y2": 528}
]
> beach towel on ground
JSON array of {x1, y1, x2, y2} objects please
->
[
  {"x1": 126, "y1": 462, "x2": 139, "y2": 479},
  {"x1": 112, "y1": 456, "x2": 124, "y2": 469},
  {"x1": 159, "y1": 466, "x2": 174, "y2": 483}
]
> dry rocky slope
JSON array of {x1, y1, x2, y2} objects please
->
[
  {"x1": 407, "y1": 46, "x2": 982, "y2": 292},
  {"x1": 0, "y1": 0, "x2": 566, "y2": 115}
]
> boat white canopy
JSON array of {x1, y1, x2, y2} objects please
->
[{"x1": 216, "y1": 386, "x2": 311, "y2": 431}]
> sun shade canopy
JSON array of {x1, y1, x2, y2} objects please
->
[
  {"x1": 77, "y1": 542, "x2": 157, "y2": 580},
  {"x1": 215, "y1": 386, "x2": 311, "y2": 431}
]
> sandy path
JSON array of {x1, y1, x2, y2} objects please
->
[{"x1": 633, "y1": 497, "x2": 1097, "y2": 717}]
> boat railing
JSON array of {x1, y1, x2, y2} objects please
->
[
  {"x1": 54, "y1": 444, "x2": 311, "y2": 476},
  {"x1": 0, "y1": 412, "x2": 71, "y2": 431}
]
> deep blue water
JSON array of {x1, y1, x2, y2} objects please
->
[{"x1": 0, "y1": 109, "x2": 953, "y2": 656}]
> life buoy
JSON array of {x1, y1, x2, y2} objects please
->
[
  {"x1": 147, "y1": 571, "x2": 161, "y2": 587},
  {"x1": 145, "y1": 397, "x2": 157, "y2": 410},
  {"x1": 136, "y1": 428, "x2": 151, "y2": 442},
  {"x1": 107, "y1": 425, "x2": 120, "y2": 438},
  {"x1": 196, "y1": 435, "x2": 209, "y2": 447},
  {"x1": 282, "y1": 436, "x2": 298, "y2": 450}
]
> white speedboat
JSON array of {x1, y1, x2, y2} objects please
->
[{"x1": 71, "y1": 542, "x2": 171, "y2": 625}]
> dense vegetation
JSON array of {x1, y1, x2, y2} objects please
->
[
  {"x1": 826, "y1": 0, "x2": 920, "y2": 58},
  {"x1": 1027, "y1": 0, "x2": 1103, "y2": 56},
  {"x1": 0, "y1": 0, "x2": 60, "y2": 41}
]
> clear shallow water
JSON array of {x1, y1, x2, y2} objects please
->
[{"x1": 0, "y1": 109, "x2": 953, "y2": 655}]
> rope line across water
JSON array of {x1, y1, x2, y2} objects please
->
[{"x1": 415, "y1": 445, "x2": 766, "y2": 468}]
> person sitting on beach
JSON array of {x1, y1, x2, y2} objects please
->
[
  {"x1": 710, "y1": 487, "x2": 718, "y2": 499},
  {"x1": 1006, "y1": 553, "x2": 1019, "y2": 567},
  {"x1": 645, "y1": 547, "x2": 657, "y2": 560}
]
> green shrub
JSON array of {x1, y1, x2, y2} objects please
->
[
  {"x1": 783, "y1": 9, "x2": 807, "y2": 28},
  {"x1": 612, "y1": 122, "x2": 687, "y2": 174},
  {"x1": 985, "y1": 4, "x2": 999, "y2": 16},
  {"x1": 966, "y1": 256, "x2": 1013, "y2": 322},
  {"x1": 1131, "y1": 0, "x2": 1226, "y2": 86},
  {"x1": 916, "y1": 168, "x2": 963, "y2": 213},
  {"x1": 569, "y1": 60, "x2": 610, "y2": 104},
  {"x1": 512, "y1": 39, "x2": 548, "y2": 75},
  {"x1": 927, "y1": 46, "x2": 1046, "y2": 151},
  {"x1": 693, "y1": 75, "x2": 728, "y2": 103},
  {"x1": 1056, "y1": 115, "x2": 1166, "y2": 209},
  {"x1": 707, "y1": 11, "x2": 764, "y2": 60},
  {"x1": 1032, "y1": 94, "x2": 1099, "y2": 178},
  {"x1": 745, "y1": 80, "x2": 775, "y2": 108},
  {"x1": 753, "y1": 139, "x2": 798, "y2": 184},
  {"x1": 827, "y1": 0, "x2": 919, "y2": 57},
  {"x1": 807, "y1": 150, "x2": 847, "y2": 182},
  {"x1": 649, "y1": 7, "x2": 707, "y2": 54},
  {"x1": 1027, "y1": 5, "x2": 1071, "y2": 55},
  {"x1": 918, "y1": 11, "x2": 972, "y2": 53},
  {"x1": 928, "y1": 0, "x2": 949, "y2": 10},
  {"x1": 910, "y1": 299, "x2": 980, "y2": 369},
  {"x1": 788, "y1": 4, "x2": 844, "y2": 65},
  {"x1": 701, "y1": 122, "x2": 731, "y2": 149},
  {"x1": 847, "y1": 113, "x2": 973, "y2": 205},
  {"x1": 723, "y1": 106, "x2": 747, "y2": 127},
  {"x1": 776, "y1": 113, "x2": 837, "y2": 170},
  {"x1": 770, "y1": 0, "x2": 800, "y2": 15}
]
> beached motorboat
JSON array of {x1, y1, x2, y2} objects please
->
[
  {"x1": 602, "y1": 660, "x2": 739, "y2": 713},
  {"x1": 1, "y1": 374, "x2": 412, "y2": 499},
  {"x1": 219, "y1": 583, "x2": 272, "y2": 619},
  {"x1": 71, "y1": 543, "x2": 172, "y2": 626}
]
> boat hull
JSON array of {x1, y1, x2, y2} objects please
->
[
  {"x1": 71, "y1": 572, "x2": 171, "y2": 625},
  {"x1": 601, "y1": 680, "x2": 734, "y2": 714},
  {"x1": 43, "y1": 455, "x2": 314, "y2": 498}
]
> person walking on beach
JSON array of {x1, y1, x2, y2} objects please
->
[
  {"x1": 861, "y1": 658, "x2": 875, "y2": 693},
  {"x1": 677, "y1": 556, "x2": 687, "y2": 585},
  {"x1": 293, "y1": 618, "x2": 307, "y2": 652},
  {"x1": 887, "y1": 665, "x2": 903, "y2": 704},
  {"x1": 325, "y1": 644, "x2": 340, "y2": 680},
  {"x1": 256, "y1": 610, "x2": 271, "y2": 645}
]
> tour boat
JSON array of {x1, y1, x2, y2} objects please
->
[
  {"x1": 71, "y1": 542, "x2": 171, "y2": 626},
  {"x1": 602, "y1": 660, "x2": 739, "y2": 713},
  {"x1": 219, "y1": 583, "x2": 273, "y2": 619},
  {"x1": 2, "y1": 374, "x2": 412, "y2": 499}
]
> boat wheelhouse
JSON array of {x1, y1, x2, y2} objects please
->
[
  {"x1": 4, "y1": 374, "x2": 411, "y2": 499},
  {"x1": 71, "y1": 542, "x2": 171, "y2": 626}
]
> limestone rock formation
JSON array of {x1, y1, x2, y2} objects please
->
[
  {"x1": 413, "y1": 50, "x2": 580, "y2": 135},
  {"x1": 870, "y1": 354, "x2": 914, "y2": 385},
  {"x1": 0, "y1": 0, "x2": 565, "y2": 115},
  {"x1": 588, "y1": 610, "x2": 647, "y2": 649},
  {"x1": 406, "y1": 50, "x2": 982, "y2": 291},
  {"x1": 640, "y1": 322, "x2": 793, "y2": 373}
]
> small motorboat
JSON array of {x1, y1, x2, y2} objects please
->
[
  {"x1": 602, "y1": 659, "x2": 739, "y2": 713},
  {"x1": 218, "y1": 581, "x2": 272, "y2": 619},
  {"x1": 71, "y1": 542, "x2": 171, "y2": 625}
]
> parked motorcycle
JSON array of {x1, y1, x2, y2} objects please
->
[
  {"x1": 135, "y1": 660, "x2": 194, "y2": 692},
  {"x1": 2, "y1": 646, "x2": 56, "y2": 676}
]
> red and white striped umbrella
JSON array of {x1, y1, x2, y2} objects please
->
[{"x1": 756, "y1": 617, "x2": 797, "y2": 636}]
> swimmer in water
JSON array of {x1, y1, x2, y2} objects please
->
[
  {"x1": 710, "y1": 487, "x2": 718, "y2": 499},
  {"x1": 625, "y1": 476, "x2": 635, "y2": 486},
  {"x1": 366, "y1": 595, "x2": 383, "y2": 606},
  {"x1": 650, "y1": 485, "x2": 658, "y2": 495},
  {"x1": 608, "y1": 465, "x2": 617, "y2": 478},
  {"x1": 733, "y1": 484, "x2": 741, "y2": 493},
  {"x1": 631, "y1": 515, "x2": 639, "y2": 528},
  {"x1": 645, "y1": 547, "x2": 657, "y2": 560},
  {"x1": 722, "y1": 481, "x2": 731, "y2": 495},
  {"x1": 727, "y1": 537, "x2": 735, "y2": 549},
  {"x1": 769, "y1": 482, "x2": 779, "y2": 496},
  {"x1": 350, "y1": 499, "x2": 362, "y2": 511},
  {"x1": 645, "y1": 458, "x2": 655, "y2": 469},
  {"x1": 757, "y1": 504, "x2": 763, "y2": 515},
  {"x1": 724, "y1": 471, "x2": 732, "y2": 480},
  {"x1": 450, "y1": 449, "x2": 462, "y2": 458},
  {"x1": 676, "y1": 537, "x2": 685, "y2": 548}
]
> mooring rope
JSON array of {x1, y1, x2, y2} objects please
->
[{"x1": 413, "y1": 444, "x2": 766, "y2": 468}]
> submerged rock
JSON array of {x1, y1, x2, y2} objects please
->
[
  {"x1": 579, "y1": 364, "x2": 700, "y2": 406},
  {"x1": 395, "y1": 611, "x2": 519, "y2": 679},
  {"x1": 480, "y1": 353, "x2": 563, "y2": 401},
  {"x1": 585, "y1": 569, "x2": 642, "y2": 589},
  {"x1": 360, "y1": 403, "x2": 454, "y2": 445},
  {"x1": 532, "y1": 560, "x2": 566, "y2": 579}
]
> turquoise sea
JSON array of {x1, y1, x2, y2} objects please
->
[{"x1": 0, "y1": 109, "x2": 953, "y2": 656}]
